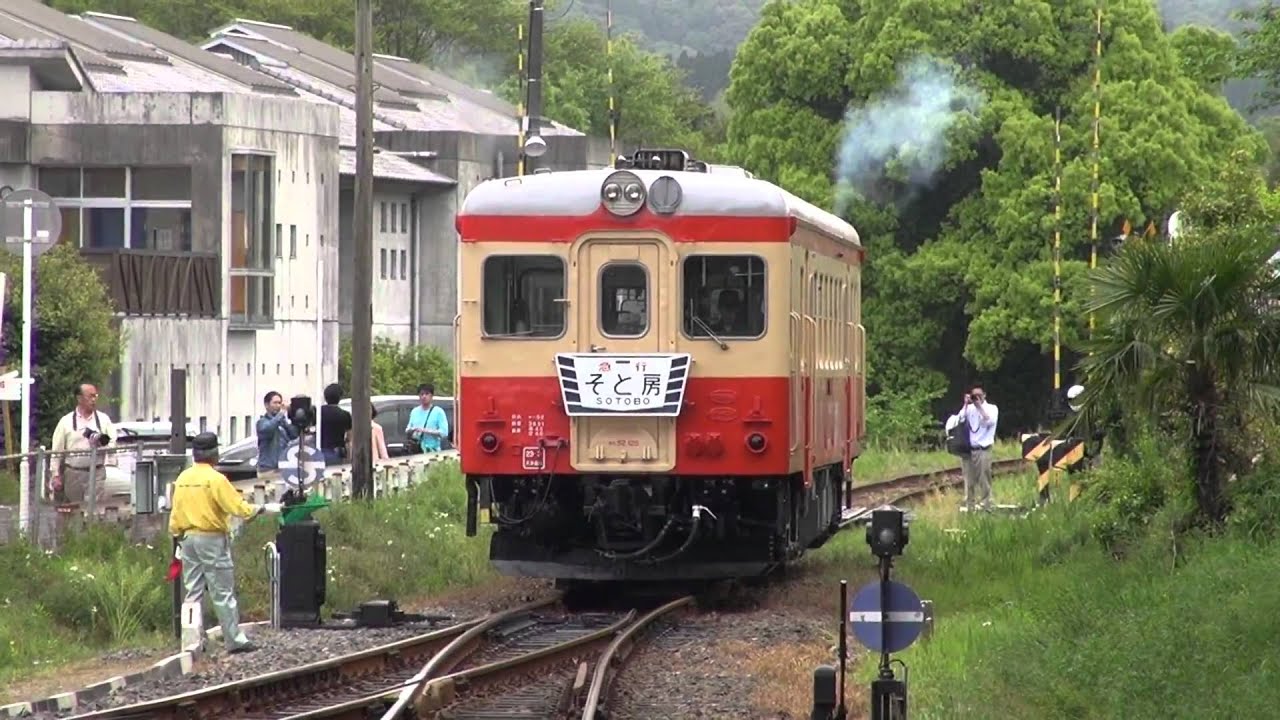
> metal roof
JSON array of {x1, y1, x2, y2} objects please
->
[
  {"x1": 82, "y1": 12, "x2": 296, "y2": 96},
  {"x1": 0, "y1": 12, "x2": 121, "y2": 71},
  {"x1": 459, "y1": 168, "x2": 862, "y2": 246},
  {"x1": 215, "y1": 20, "x2": 447, "y2": 102},
  {"x1": 203, "y1": 35, "x2": 415, "y2": 109},
  {"x1": 2, "y1": 0, "x2": 166, "y2": 63},
  {"x1": 339, "y1": 149, "x2": 457, "y2": 186}
]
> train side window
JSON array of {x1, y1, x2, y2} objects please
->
[
  {"x1": 682, "y1": 254, "x2": 766, "y2": 339},
  {"x1": 599, "y1": 262, "x2": 649, "y2": 337},
  {"x1": 482, "y1": 255, "x2": 566, "y2": 338}
]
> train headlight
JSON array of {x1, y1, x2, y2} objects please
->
[
  {"x1": 746, "y1": 433, "x2": 767, "y2": 453},
  {"x1": 647, "y1": 175, "x2": 682, "y2": 215},
  {"x1": 601, "y1": 170, "x2": 645, "y2": 216},
  {"x1": 479, "y1": 432, "x2": 500, "y2": 453}
]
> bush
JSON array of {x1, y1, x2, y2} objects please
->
[
  {"x1": 0, "y1": 243, "x2": 122, "y2": 443},
  {"x1": 1079, "y1": 426, "x2": 1192, "y2": 552},
  {"x1": 865, "y1": 386, "x2": 942, "y2": 449},
  {"x1": 338, "y1": 336, "x2": 454, "y2": 396}
]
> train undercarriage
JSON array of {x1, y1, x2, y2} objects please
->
[{"x1": 464, "y1": 467, "x2": 850, "y2": 582}]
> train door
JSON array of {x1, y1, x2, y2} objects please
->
[{"x1": 566, "y1": 236, "x2": 678, "y2": 472}]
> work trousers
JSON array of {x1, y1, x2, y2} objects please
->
[
  {"x1": 60, "y1": 466, "x2": 108, "y2": 508},
  {"x1": 961, "y1": 447, "x2": 993, "y2": 512},
  {"x1": 179, "y1": 532, "x2": 251, "y2": 651}
]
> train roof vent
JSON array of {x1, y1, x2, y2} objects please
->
[{"x1": 614, "y1": 148, "x2": 708, "y2": 173}]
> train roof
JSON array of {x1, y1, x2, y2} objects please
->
[{"x1": 458, "y1": 167, "x2": 861, "y2": 248}]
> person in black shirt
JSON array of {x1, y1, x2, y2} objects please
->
[{"x1": 319, "y1": 383, "x2": 352, "y2": 465}]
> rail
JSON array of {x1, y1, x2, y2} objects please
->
[
  {"x1": 578, "y1": 595, "x2": 694, "y2": 719},
  {"x1": 838, "y1": 457, "x2": 1026, "y2": 528},
  {"x1": 62, "y1": 596, "x2": 561, "y2": 720}
]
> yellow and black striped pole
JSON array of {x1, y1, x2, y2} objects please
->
[
  {"x1": 607, "y1": 0, "x2": 617, "y2": 160},
  {"x1": 1053, "y1": 107, "x2": 1062, "y2": 397},
  {"x1": 516, "y1": 20, "x2": 526, "y2": 177},
  {"x1": 1088, "y1": 5, "x2": 1102, "y2": 338}
]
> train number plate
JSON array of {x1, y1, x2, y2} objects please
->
[{"x1": 522, "y1": 446, "x2": 546, "y2": 471}]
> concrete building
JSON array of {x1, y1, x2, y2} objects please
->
[
  {"x1": 0, "y1": 1, "x2": 349, "y2": 442},
  {"x1": 0, "y1": 2, "x2": 607, "y2": 441},
  {"x1": 200, "y1": 19, "x2": 611, "y2": 349}
]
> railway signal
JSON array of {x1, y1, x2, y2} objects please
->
[{"x1": 812, "y1": 508, "x2": 918, "y2": 720}]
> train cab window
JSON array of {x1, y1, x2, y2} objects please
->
[
  {"x1": 682, "y1": 255, "x2": 766, "y2": 339},
  {"x1": 599, "y1": 263, "x2": 649, "y2": 337},
  {"x1": 482, "y1": 255, "x2": 566, "y2": 338}
]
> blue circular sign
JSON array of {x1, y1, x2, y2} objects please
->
[{"x1": 848, "y1": 580, "x2": 925, "y2": 654}]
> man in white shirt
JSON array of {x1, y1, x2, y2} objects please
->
[
  {"x1": 50, "y1": 383, "x2": 117, "y2": 507},
  {"x1": 947, "y1": 385, "x2": 999, "y2": 513}
]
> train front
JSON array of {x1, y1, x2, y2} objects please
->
[{"x1": 455, "y1": 153, "x2": 794, "y2": 582}]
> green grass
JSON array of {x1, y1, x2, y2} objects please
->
[
  {"x1": 804, "y1": 468, "x2": 1280, "y2": 719},
  {"x1": 853, "y1": 440, "x2": 1021, "y2": 485},
  {"x1": 0, "y1": 462, "x2": 494, "y2": 689}
]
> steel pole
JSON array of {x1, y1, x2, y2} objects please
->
[
  {"x1": 18, "y1": 203, "x2": 32, "y2": 535},
  {"x1": 351, "y1": 0, "x2": 374, "y2": 499}
]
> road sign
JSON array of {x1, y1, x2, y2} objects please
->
[
  {"x1": 848, "y1": 580, "x2": 926, "y2": 654},
  {"x1": 0, "y1": 370, "x2": 22, "y2": 402},
  {"x1": 2, "y1": 188, "x2": 61, "y2": 257}
]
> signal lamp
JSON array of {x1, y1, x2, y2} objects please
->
[
  {"x1": 479, "y1": 432, "x2": 500, "y2": 453},
  {"x1": 866, "y1": 509, "x2": 908, "y2": 558},
  {"x1": 601, "y1": 170, "x2": 645, "y2": 216},
  {"x1": 746, "y1": 432, "x2": 767, "y2": 453}
]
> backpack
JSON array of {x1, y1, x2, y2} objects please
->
[{"x1": 945, "y1": 416, "x2": 972, "y2": 456}]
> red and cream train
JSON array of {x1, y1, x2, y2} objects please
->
[{"x1": 454, "y1": 150, "x2": 866, "y2": 581}]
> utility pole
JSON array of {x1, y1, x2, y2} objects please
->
[
  {"x1": 522, "y1": 0, "x2": 548, "y2": 168},
  {"x1": 351, "y1": 0, "x2": 374, "y2": 499}
]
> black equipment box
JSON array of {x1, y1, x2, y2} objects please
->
[{"x1": 277, "y1": 519, "x2": 326, "y2": 628}]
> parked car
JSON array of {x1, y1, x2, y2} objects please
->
[{"x1": 214, "y1": 395, "x2": 455, "y2": 482}]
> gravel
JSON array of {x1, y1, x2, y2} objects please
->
[{"x1": 610, "y1": 608, "x2": 834, "y2": 720}]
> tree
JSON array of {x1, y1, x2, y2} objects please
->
[
  {"x1": 1073, "y1": 154, "x2": 1280, "y2": 523},
  {"x1": 0, "y1": 245, "x2": 123, "y2": 444},
  {"x1": 497, "y1": 18, "x2": 713, "y2": 150},
  {"x1": 338, "y1": 337, "x2": 453, "y2": 397},
  {"x1": 725, "y1": 0, "x2": 1266, "y2": 431},
  {"x1": 1235, "y1": 1, "x2": 1280, "y2": 111}
]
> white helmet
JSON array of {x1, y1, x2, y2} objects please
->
[{"x1": 1066, "y1": 384, "x2": 1085, "y2": 412}]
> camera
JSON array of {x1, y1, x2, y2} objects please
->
[
  {"x1": 866, "y1": 508, "x2": 908, "y2": 559},
  {"x1": 289, "y1": 395, "x2": 315, "y2": 432},
  {"x1": 82, "y1": 427, "x2": 111, "y2": 447}
]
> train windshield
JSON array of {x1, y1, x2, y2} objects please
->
[
  {"x1": 482, "y1": 255, "x2": 566, "y2": 338},
  {"x1": 682, "y1": 255, "x2": 766, "y2": 339}
]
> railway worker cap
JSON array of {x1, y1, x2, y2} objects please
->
[{"x1": 191, "y1": 431, "x2": 220, "y2": 463}]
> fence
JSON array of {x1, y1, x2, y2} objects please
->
[{"x1": 0, "y1": 444, "x2": 462, "y2": 549}]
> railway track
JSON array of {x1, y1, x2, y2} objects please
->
[
  {"x1": 839, "y1": 457, "x2": 1026, "y2": 528},
  {"x1": 64, "y1": 595, "x2": 691, "y2": 720},
  {"x1": 61, "y1": 460, "x2": 1020, "y2": 720}
]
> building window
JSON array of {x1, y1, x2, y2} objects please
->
[
  {"x1": 380, "y1": 248, "x2": 387, "y2": 279},
  {"x1": 399, "y1": 249, "x2": 407, "y2": 280},
  {"x1": 289, "y1": 225, "x2": 297, "y2": 259},
  {"x1": 379, "y1": 202, "x2": 387, "y2": 232},
  {"x1": 682, "y1": 254, "x2": 767, "y2": 339},
  {"x1": 275, "y1": 223, "x2": 282, "y2": 258},
  {"x1": 390, "y1": 247, "x2": 397, "y2": 279},
  {"x1": 401, "y1": 203, "x2": 408, "y2": 234},
  {"x1": 390, "y1": 203, "x2": 397, "y2": 233},
  {"x1": 37, "y1": 166, "x2": 192, "y2": 250},
  {"x1": 482, "y1": 255, "x2": 565, "y2": 338},
  {"x1": 229, "y1": 154, "x2": 274, "y2": 327},
  {"x1": 230, "y1": 415, "x2": 238, "y2": 441}
]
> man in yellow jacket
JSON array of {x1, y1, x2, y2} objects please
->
[{"x1": 169, "y1": 432, "x2": 280, "y2": 654}]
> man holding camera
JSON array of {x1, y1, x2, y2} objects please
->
[
  {"x1": 951, "y1": 386, "x2": 999, "y2": 513},
  {"x1": 170, "y1": 432, "x2": 280, "y2": 654},
  {"x1": 49, "y1": 383, "x2": 116, "y2": 506},
  {"x1": 256, "y1": 391, "x2": 299, "y2": 493}
]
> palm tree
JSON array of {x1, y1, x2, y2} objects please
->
[{"x1": 1071, "y1": 227, "x2": 1280, "y2": 523}]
